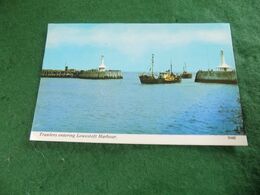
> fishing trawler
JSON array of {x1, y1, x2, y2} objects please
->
[
  {"x1": 180, "y1": 63, "x2": 192, "y2": 79},
  {"x1": 139, "y1": 54, "x2": 181, "y2": 84}
]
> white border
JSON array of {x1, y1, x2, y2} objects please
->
[{"x1": 30, "y1": 132, "x2": 248, "y2": 146}]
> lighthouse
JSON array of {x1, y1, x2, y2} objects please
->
[
  {"x1": 98, "y1": 55, "x2": 106, "y2": 72},
  {"x1": 218, "y1": 50, "x2": 230, "y2": 71}
]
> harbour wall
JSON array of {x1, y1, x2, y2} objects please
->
[
  {"x1": 195, "y1": 70, "x2": 237, "y2": 84},
  {"x1": 41, "y1": 69, "x2": 78, "y2": 78},
  {"x1": 41, "y1": 69, "x2": 123, "y2": 79},
  {"x1": 78, "y1": 70, "x2": 123, "y2": 79}
]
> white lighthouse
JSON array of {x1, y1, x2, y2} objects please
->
[
  {"x1": 98, "y1": 55, "x2": 106, "y2": 72},
  {"x1": 217, "y1": 50, "x2": 230, "y2": 71}
]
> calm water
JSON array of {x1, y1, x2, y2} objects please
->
[{"x1": 32, "y1": 72, "x2": 244, "y2": 135}]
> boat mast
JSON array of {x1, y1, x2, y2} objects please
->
[
  {"x1": 170, "y1": 60, "x2": 173, "y2": 73},
  {"x1": 151, "y1": 54, "x2": 154, "y2": 76}
]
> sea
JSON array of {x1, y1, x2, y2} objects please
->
[{"x1": 32, "y1": 72, "x2": 244, "y2": 135}]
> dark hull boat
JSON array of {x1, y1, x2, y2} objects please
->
[
  {"x1": 139, "y1": 54, "x2": 181, "y2": 84},
  {"x1": 181, "y1": 71, "x2": 192, "y2": 79},
  {"x1": 180, "y1": 64, "x2": 192, "y2": 79},
  {"x1": 139, "y1": 74, "x2": 181, "y2": 84}
]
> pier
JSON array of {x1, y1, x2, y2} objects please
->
[{"x1": 41, "y1": 56, "x2": 123, "y2": 79}]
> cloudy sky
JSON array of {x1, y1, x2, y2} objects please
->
[{"x1": 42, "y1": 23, "x2": 236, "y2": 72}]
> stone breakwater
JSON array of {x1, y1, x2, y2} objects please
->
[
  {"x1": 78, "y1": 69, "x2": 123, "y2": 79},
  {"x1": 41, "y1": 68, "x2": 123, "y2": 79},
  {"x1": 195, "y1": 70, "x2": 237, "y2": 84}
]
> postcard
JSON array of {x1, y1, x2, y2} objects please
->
[{"x1": 30, "y1": 23, "x2": 248, "y2": 146}]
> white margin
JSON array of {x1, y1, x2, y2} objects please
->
[{"x1": 30, "y1": 131, "x2": 248, "y2": 146}]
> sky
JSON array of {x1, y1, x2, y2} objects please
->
[{"x1": 42, "y1": 23, "x2": 236, "y2": 73}]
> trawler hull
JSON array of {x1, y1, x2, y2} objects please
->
[
  {"x1": 181, "y1": 73, "x2": 192, "y2": 79},
  {"x1": 195, "y1": 70, "x2": 237, "y2": 84},
  {"x1": 139, "y1": 75, "x2": 181, "y2": 84}
]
